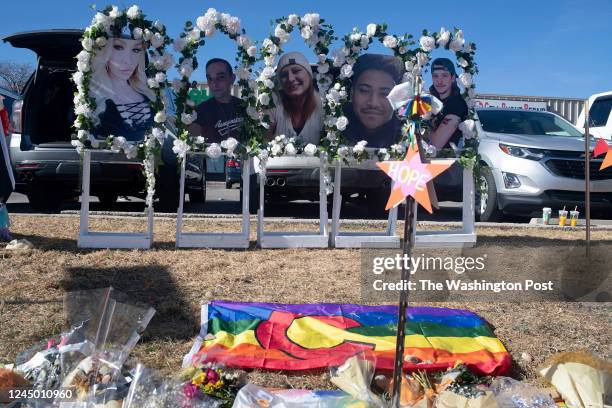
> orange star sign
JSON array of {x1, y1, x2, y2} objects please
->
[
  {"x1": 376, "y1": 143, "x2": 454, "y2": 213},
  {"x1": 593, "y1": 138, "x2": 612, "y2": 170},
  {"x1": 602, "y1": 149, "x2": 612, "y2": 170}
]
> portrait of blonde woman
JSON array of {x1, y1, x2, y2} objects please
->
[
  {"x1": 268, "y1": 51, "x2": 323, "y2": 145},
  {"x1": 90, "y1": 36, "x2": 155, "y2": 141}
]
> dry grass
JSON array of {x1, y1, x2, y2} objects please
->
[{"x1": 0, "y1": 215, "x2": 610, "y2": 390}]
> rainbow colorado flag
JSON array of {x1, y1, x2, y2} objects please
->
[{"x1": 184, "y1": 301, "x2": 511, "y2": 375}]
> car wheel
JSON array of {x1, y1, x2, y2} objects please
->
[
  {"x1": 476, "y1": 166, "x2": 503, "y2": 222},
  {"x1": 27, "y1": 189, "x2": 64, "y2": 212},
  {"x1": 97, "y1": 192, "x2": 118, "y2": 208}
]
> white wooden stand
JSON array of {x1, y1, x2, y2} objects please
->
[
  {"x1": 78, "y1": 150, "x2": 153, "y2": 249},
  {"x1": 257, "y1": 156, "x2": 328, "y2": 248},
  {"x1": 414, "y1": 166, "x2": 477, "y2": 248},
  {"x1": 330, "y1": 160, "x2": 400, "y2": 248},
  {"x1": 176, "y1": 154, "x2": 251, "y2": 248}
]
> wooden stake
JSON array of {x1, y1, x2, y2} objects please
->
[{"x1": 584, "y1": 100, "x2": 590, "y2": 254}]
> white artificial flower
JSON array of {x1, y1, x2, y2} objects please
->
[
  {"x1": 195, "y1": 136, "x2": 205, "y2": 144},
  {"x1": 399, "y1": 46, "x2": 407, "y2": 54},
  {"x1": 317, "y1": 62, "x2": 329, "y2": 74},
  {"x1": 76, "y1": 50, "x2": 90, "y2": 63},
  {"x1": 390, "y1": 144, "x2": 404, "y2": 154},
  {"x1": 317, "y1": 53, "x2": 326, "y2": 63},
  {"x1": 300, "y1": 26, "x2": 313, "y2": 40},
  {"x1": 468, "y1": 87, "x2": 476, "y2": 98},
  {"x1": 335, "y1": 116, "x2": 348, "y2": 131},
  {"x1": 206, "y1": 143, "x2": 222, "y2": 159},
  {"x1": 337, "y1": 146, "x2": 349, "y2": 157},
  {"x1": 274, "y1": 26, "x2": 290, "y2": 43},
  {"x1": 353, "y1": 142, "x2": 366, "y2": 154},
  {"x1": 220, "y1": 13, "x2": 231, "y2": 27},
  {"x1": 464, "y1": 42, "x2": 475, "y2": 53},
  {"x1": 155, "y1": 72, "x2": 166, "y2": 83},
  {"x1": 74, "y1": 103, "x2": 92, "y2": 117},
  {"x1": 270, "y1": 144, "x2": 282, "y2": 156},
  {"x1": 235, "y1": 66, "x2": 250, "y2": 80},
  {"x1": 341, "y1": 46, "x2": 350, "y2": 56},
  {"x1": 419, "y1": 35, "x2": 436, "y2": 52},
  {"x1": 109, "y1": 6, "x2": 122, "y2": 19},
  {"x1": 173, "y1": 38, "x2": 187, "y2": 52},
  {"x1": 326, "y1": 131, "x2": 337, "y2": 141},
  {"x1": 383, "y1": 35, "x2": 398, "y2": 49},
  {"x1": 236, "y1": 35, "x2": 252, "y2": 48},
  {"x1": 247, "y1": 45, "x2": 257, "y2": 57},
  {"x1": 339, "y1": 64, "x2": 353, "y2": 79},
  {"x1": 124, "y1": 144, "x2": 138, "y2": 159},
  {"x1": 458, "y1": 119, "x2": 476, "y2": 139},
  {"x1": 331, "y1": 49, "x2": 346, "y2": 67},
  {"x1": 326, "y1": 89, "x2": 341, "y2": 104},
  {"x1": 450, "y1": 30, "x2": 465, "y2": 52},
  {"x1": 195, "y1": 16, "x2": 213, "y2": 33},
  {"x1": 258, "y1": 93, "x2": 270, "y2": 106},
  {"x1": 459, "y1": 72, "x2": 473, "y2": 87},
  {"x1": 133, "y1": 27, "x2": 143, "y2": 40},
  {"x1": 188, "y1": 28, "x2": 201, "y2": 42},
  {"x1": 143, "y1": 29, "x2": 153, "y2": 42},
  {"x1": 180, "y1": 62, "x2": 193, "y2": 78},
  {"x1": 81, "y1": 37, "x2": 94, "y2": 52},
  {"x1": 259, "y1": 66, "x2": 275, "y2": 79},
  {"x1": 93, "y1": 12, "x2": 111, "y2": 30},
  {"x1": 437, "y1": 28, "x2": 450, "y2": 48},
  {"x1": 154, "y1": 20, "x2": 164, "y2": 31},
  {"x1": 458, "y1": 57, "x2": 469, "y2": 68},
  {"x1": 350, "y1": 32, "x2": 361, "y2": 42},
  {"x1": 126, "y1": 5, "x2": 141, "y2": 19},
  {"x1": 284, "y1": 143, "x2": 296, "y2": 156},
  {"x1": 204, "y1": 8, "x2": 219, "y2": 23},
  {"x1": 154, "y1": 111, "x2": 166, "y2": 123},
  {"x1": 264, "y1": 55, "x2": 276, "y2": 66},
  {"x1": 221, "y1": 137, "x2": 239, "y2": 152},
  {"x1": 378, "y1": 148, "x2": 390, "y2": 160},
  {"x1": 77, "y1": 61, "x2": 90, "y2": 73},
  {"x1": 172, "y1": 139, "x2": 190, "y2": 157},
  {"x1": 360, "y1": 35, "x2": 369, "y2": 49},
  {"x1": 264, "y1": 79, "x2": 274, "y2": 89},
  {"x1": 72, "y1": 71, "x2": 85, "y2": 86},
  {"x1": 302, "y1": 13, "x2": 320, "y2": 27},
  {"x1": 147, "y1": 78, "x2": 159, "y2": 88},
  {"x1": 88, "y1": 134, "x2": 100, "y2": 149},
  {"x1": 416, "y1": 52, "x2": 429, "y2": 67},
  {"x1": 77, "y1": 129, "x2": 89, "y2": 140},
  {"x1": 351, "y1": 45, "x2": 360, "y2": 53},
  {"x1": 287, "y1": 14, "x2": 299, "y2": 26},
  {"x1": 95, "y1": 37, "x2": 107, "y2": 48},
  {"x1": 226, "y1": 16, "x2": 241, "y2": 35},
  {"x1": 304, "y1": 143, "x2": 317, "y2": 156},
  {"x1": 171, "y1": 79, "x2": 182, "y2": 92},
  {"x1": 151, "y1": 33, "x2": 164, "y2": 48},
  {"x1": 366, "y1": 23, "x2": 377, "y2": 37}
]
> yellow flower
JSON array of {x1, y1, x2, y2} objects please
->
[
  {"x1": 191, "y1": 371, "x2": 207, "y2": 386},
  {"x1": 204, "y1": 383, "x2": 215, "y2": 394},
  {"x1": 213, "y1": 380, "x2": 224, "y2": 390}
]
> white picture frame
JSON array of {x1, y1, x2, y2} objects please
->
[
  {"x1": 77, "y1": 150, "x2": 153, "y2": 249},
  {"x1": 176, "y1": 154, "x2": 251, "y2": 248}
]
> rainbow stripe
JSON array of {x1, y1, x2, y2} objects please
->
[{"x1": 188, "y1": 301, "x2": 511, "y2": 375}]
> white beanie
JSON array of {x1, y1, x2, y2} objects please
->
[{"x1": 277, "y1": 52, "x2": 313, "y2": 77}]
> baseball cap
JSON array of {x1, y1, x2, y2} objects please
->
[
  {"x1": 431, "y1": 58, "x2": 456, "y2": 76},
  {"x1": 277, "y1": 52, "x2": 313, "y2": 77}
]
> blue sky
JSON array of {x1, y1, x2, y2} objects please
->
[{"x1": 1, "y1": 0, "x2": 611, "y2": 98}]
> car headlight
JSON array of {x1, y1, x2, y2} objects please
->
[{"x1": 499, "y1": 144, "x2": 545, "y2": 161}]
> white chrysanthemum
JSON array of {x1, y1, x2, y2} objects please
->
[
  {"x1": 353, "y1": 142, "x2": 367, "y2": 154},
  {"x1": 195, "y1": 136, "x2": 205, "y2": 144},
  {"x1": 173, "y1": 38, "x2": 187, "y2": 52},
  {"x1": 226, "y1": 16, "x2": 241, "y2": 35},
  {"x1": 284, "y1": 143, "x2": 297, "y2": 156},
  {"x1": 236, "y1": 35, "x2": 252, "y2": 48},
  {"x1": 450, "y1": 30, "x2": 465, "y2": 52},
  {"x1": 270, "y1": 143, "x2": 282, "y2": 156},
  {"x1": 332, "y1": 49, "x2": 346, "y2": 67},
  {"x1": 126, "y1": 5, "x2": 140, "y2": 19},
  {"x1": 458, "y1": 57, "x2": 469, "y2": 68},
  {"x1": 187, "y1": 28, "x2": 201, "y2": 42},
  {"x1": 109, "y1": 6, "x2": 122, "y2": 19},
  {"x1": 221, "y1": 137, "x2": 239, "y2": 152},
  {"x1": 326, "y1": 131, "x2": 337, "y2": 141},
  {"x1": 366, "y1": 23, "x2": 377, "y2": 37},
  {"x1": 152, "y1": 127, "x2": 165, "y2": 143},
  {"x1": 180, "y1": 62, "x2": 194, "y2": 78},
  {"x1": 133, "y1": 27, "x2": 143, "y2": 40},
  {"x1": 274, "y1": 26, "x2": 290, "y2": 43},
  {"x1": 76, "y1": 50, "x2": 90, "y2": 63},
  {"x1": 437, "y1": 28, "x2": 450, "y2": 48},
  {"x1": 302, "y1": 13, "x2": 320, "y2": 27},
  {"x1": 337, "y1": 146, "x2": 349, "y2": 157},
  {"x1": 235, "y1": 66, "x2": 250, "y2": 80},
  {"x1": 335, "y1": 116, "x2": 348, "y2": 131},
  {"x1": 77, "y1": 61, "x2": 90, "y2": 73},
  {"x1": 360, "y1": 35, "x2": 369, "y2": 49},
  {"x1": 155, "y1": 72, "x2": 166, "y2": 83},
  {"x1": 419, "y1": 35, "x2": 436, "y2": 52},
  {"x1": 147, "y1": 78, "x2": 159, "y2": 89},
  {"x1": 172, "y1": 139, "x2": 190, "y2": 157},
  {"x1": 458, "y1": 119, "x2": 476, "y2": 140},
  {"x1": 350, "y1": 32, "x2": 361, "y2": 42},
  {"x1": 72, "y1": 71, "x2": 85, "y2": 86},
  {"x1": 81, "y1": 37, "x2": 94, "y2": 52},
  {"x1": 383, "y1": 35, "x2": 398, "y2": 49},
  {"x1": 246, "y1": 45, "x2": 257, "y2": 58},
  {"x1": 287, "y1": 14, "x2": 299, "y2": 26},
  {"x1": 304, "y1": 143, "x2": 317, "y2": 156},
  {"x1": 259, "y1": 66, "x2": 275, "y2": 80}
]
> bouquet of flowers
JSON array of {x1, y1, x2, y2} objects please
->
[{"x1": 180, "y1": 360, "x2": 246, "y2": 408}]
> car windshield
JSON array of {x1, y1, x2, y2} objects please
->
[{"x1": 477, "y1": 110, "x2": 583, "y2": 137}]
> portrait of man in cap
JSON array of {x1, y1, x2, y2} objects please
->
[
  {"x1": 344, "y1": 53, "x2": 404, "y2": 148},
  {"x1": 428, "y1": 57, "x2": 468, "y2": 149}
]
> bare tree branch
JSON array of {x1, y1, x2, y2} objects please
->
[{"x1": 0, "y1": 61, "x2": 34, "y2": 94}]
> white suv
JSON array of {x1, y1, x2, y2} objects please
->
[{"x1": 576, "y1": 91, "x2": 612, "y2": 140}]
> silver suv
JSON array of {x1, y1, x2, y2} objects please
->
[{"x1": 476, "y1": 108, "x2": 612, "y2": 221}]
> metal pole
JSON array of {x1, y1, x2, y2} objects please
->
[
  {"x1": 391, "y1": 196, "x2": 415, "y2": 407},
  {"x1": 584, "y1": 100, "x2": 590, "y2": 253}
]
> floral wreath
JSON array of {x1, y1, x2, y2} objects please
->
[
  {"x1": 321, "y1": 23, "x2": 418, "y2": 163},
  {"x1": 72, "y1": 5, "x2": 173, "y2": 207},
  {"x1": 415, "y1": 28, "x2": 479, "y2": 170},
  {"x1": 171, "y1": 8, "x2": 262, "y2": 161},
  {"x1": 255, "y1": 13, "x2": 335, "y2": 161}
]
